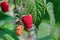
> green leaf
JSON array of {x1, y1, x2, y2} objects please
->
[
  {"x1": 46, "y1": 2, "x2": 55, "y2": 25},
  {"x1": 46, "y1": 2, "x2": 56, "y2": 40},
  {"x1": 52, "y1": 23, "x2": 60, "y2": 40},
  {"x1": 38, "y1": 35, "x2": 51, "y2": 40},
  {"x1": 0, "y1": 28, "x2": 18, "y2": 40},
  {"x1": 0, "y1": 11, "x2": 14, "y2": 28},
  {"x1": 24, "y1": 0, "x2": 45, "y2": 28},
  {"x1": 37, "y1": 20, "x2": 51, "y2": 38},
  {"x1": 0, "y1": 21, "x2": 18, "y2": 40}
]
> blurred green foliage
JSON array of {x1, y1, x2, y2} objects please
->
[
  {"x1": 47, "y1": 0, "x2": 60, "y2": 23},
  {"x1": 0, "y1": 0, "x2": 60, "y2": 40}
]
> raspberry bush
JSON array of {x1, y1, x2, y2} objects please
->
[{"x1": 0, "y1": 0, "x2": 60, "y2": 40}]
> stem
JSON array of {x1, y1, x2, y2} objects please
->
[
  {"x1": 14, "y1": 0, "x2": 16, "y2": 10},
  {"x1": 43, "y1": 0, "x2": 46, "y2": 14},
  {"x1": 20, "y1": 0, "x2": 23, "y2": 19}
]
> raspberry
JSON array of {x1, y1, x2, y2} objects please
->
[
  {"x1": 22, "y1": 14, "x2": 32, "y2": 30},
  {"x1": 1, "y1": 1, "x2": 9, "y2": 12},
  {"x1": 15, "y1": 25, "x2": 24, "y2": 36}
]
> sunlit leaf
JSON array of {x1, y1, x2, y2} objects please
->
[{"x1": 37, "y1": 20, "x2": 51, "y2": 38}]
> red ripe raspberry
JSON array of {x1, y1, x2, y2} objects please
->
[
  {"x1": 1, "y1": 1, "x2": 9, "y2": 12},
  {"x1": 22, "y1": 14, "x2": 33, "y2": 30}
]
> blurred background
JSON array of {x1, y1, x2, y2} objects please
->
[{"x1": 0, "y1": 0, "x2": 60, "y2": 40}]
